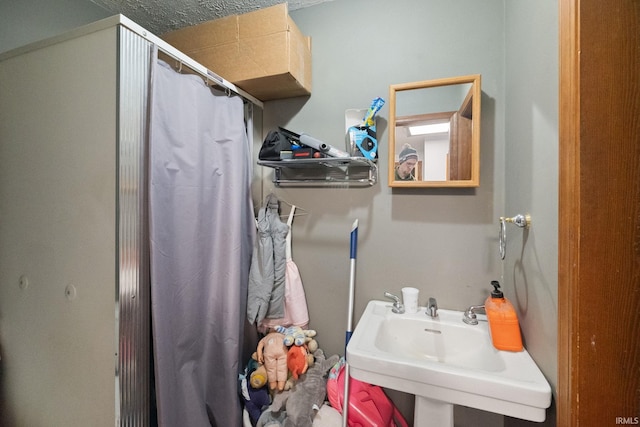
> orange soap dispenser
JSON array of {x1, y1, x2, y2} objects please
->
[{"x1": 485, "y1": 280, "x2": 523, "y2": 352}]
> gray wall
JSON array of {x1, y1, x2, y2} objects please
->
[
  {"x1": 279, "y1": 0, "x2": 504, "y2": 348},
  {"x1": 1, "y1": 0, "x2": 558, "y2": 425},
  {"x1": 269, "y1": 0, "x2": 506, "y2": 423},
  {"x1": 265, "y1": 0, "x2": 557, "y2": 425},
  {"x1": 503, "y1": 2, "x2": 558, "y2": 426},
  {"x1": 0, "y1": 25, "x2": 119, "y2": 425},
  {"x1": 0, "y1": 0, "x2": 109, "y2": 53}
]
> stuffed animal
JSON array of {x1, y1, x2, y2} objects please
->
[
  {"x1": 257, "y1": 332, "x2": 289, "y2": 391},
  {"x1": 287, "y1": 344, "x2": 309, "y2": 380},
  {"x1": 264, "y1": 349, "x2": 341, "y2": 427},
  {"x1": 249, "y1": 352, "x2": 268, "y2": 389},
  {"x1": 239, "y1": 357, "x2": 272, "y2": 426},
  {"x1": 256, "y1": 391, "x2": 290, "y2": 427},
  {"x1": 306, "y1": 338, "x2": 319, "y2": 354},
  {"x1": 244, "y1": 385, "x2": 271, "y2": 426},
  {"x1": 286, "y1": 346, "x2": 317, "y2": 391},
  {"x1": 275, "y1": 325, "x2": 317, "y2": 347},
  {"x1": 283, "y1": 350, "x2": 340, "y2": 426},
  {"x1": 274, "y1": 325, "x2": 319, "y2": 371}
]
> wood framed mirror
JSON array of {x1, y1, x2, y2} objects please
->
[{"x1": 388, "y1": 74, "x2": 481, "y2": 187}]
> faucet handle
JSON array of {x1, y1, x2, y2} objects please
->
[
  {"x1": 384, "y1": 292, "x2": 405, "y2": 314},
  {"x1": 384, "y1": 291, "x2": 400, "y2": 303},
  {"x1": 463, "y1": 305, "x2": 485, "y2": 325},
  {"x1": 427, "y1": 297, "x2": 438, "y2": 317}
]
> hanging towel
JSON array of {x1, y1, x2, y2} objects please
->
[
  {"x1": 247, "y1": 194, "x2": 289, "y2": 324},
  {"x1": 259, "y1": 205, "x2": 310, "y2": 332}
]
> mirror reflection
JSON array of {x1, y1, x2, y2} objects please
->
[{"x1": 388, "y1": 75, "x2": 481, "y2": 187}]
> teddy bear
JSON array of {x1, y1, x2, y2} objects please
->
[
  {"x1": 257, "y1": 331, "x2": 289, "y2": 391},
  {"x1": 274, "y1": 325, "x2": 317, "y2": 347}
]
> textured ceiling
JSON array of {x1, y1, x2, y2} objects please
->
[{"x1": 90, "y1": 0, "x2": 333, "y2": 35}]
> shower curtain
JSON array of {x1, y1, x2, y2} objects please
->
[{"x1": 149, "y1": 60, "x2": 255, "y2": 427}]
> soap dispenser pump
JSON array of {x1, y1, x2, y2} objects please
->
[{"x1": 485, "y1": 280, "x2": 523, "y2": 352}]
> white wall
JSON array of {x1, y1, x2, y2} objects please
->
[{"x1": 423, "y1": 137, "x2": 449, "y2": 181}]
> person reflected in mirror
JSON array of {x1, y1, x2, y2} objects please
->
[{"x1": 395, "y1": 143, "x2": 418, "y2": 181}]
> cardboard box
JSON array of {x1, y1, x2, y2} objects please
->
[{"x1": 162, "y1": 4, "x2": 312, "y2": 101}]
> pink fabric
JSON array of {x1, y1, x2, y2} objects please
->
[{"x1": 259, "y1": 205, "x2": 309, "y2": 332}]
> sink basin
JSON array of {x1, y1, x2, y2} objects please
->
[{"x1": 346, "y1": 300, "x2": 552, "y2": 424}]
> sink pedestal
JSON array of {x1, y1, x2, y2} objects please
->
[{"x1": 415, "y1": 396, "x2": 453, "y2": 427}]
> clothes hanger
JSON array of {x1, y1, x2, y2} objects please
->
[
  {"x1": 253, "y1": 194, "x2": 309, "y2": 223},
  {"x1": 269, "y1": 193, "x2": 309, "y2": 219}
]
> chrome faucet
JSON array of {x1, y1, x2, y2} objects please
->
[
  {"x1": 426, "y1": 297, "x2": 438, "y2": 318},
  {"x1": 462, "y1": 305, "x2": 485, "y2": 325},
  {"x1": 384, "y1": 292, "x2": 405, "y2": 314}
]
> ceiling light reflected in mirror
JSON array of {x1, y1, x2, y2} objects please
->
[{"x1": 408, "y1": 122, "x2": 450, "y2": 136}]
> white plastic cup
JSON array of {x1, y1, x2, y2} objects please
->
[{"x1": 402, "y1": 287, "x2": 419, "y2": 314}]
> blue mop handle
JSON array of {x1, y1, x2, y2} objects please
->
[
  {"x1": 345, "y1": 331, "x2": 352, "y2": 347},
  {"x1": 350, "y1": 221, "x2": 358, "y2": 259},
  {"x1": 343, "y1": 219, "x2": 359, "y2": 427},
  {"x1": 345, "y1": 219, "x2": 358, "y2": 350}
]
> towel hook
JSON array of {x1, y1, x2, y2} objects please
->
[
  {"x1": 499, "y1": 214, "x2": 531, "y2": 260},
  {"x1": 501, "y1": 214, "x2": 531, "y2": 229}
]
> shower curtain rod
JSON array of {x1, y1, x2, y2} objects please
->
[{"x1": 118, "y1": 15, "x2": 264, "y2": 108}]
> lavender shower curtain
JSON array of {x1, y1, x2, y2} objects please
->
[{"x1": 149, "y1": 60, "x2": 255, "y2": 426}]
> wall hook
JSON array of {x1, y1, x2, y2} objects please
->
[
  {"x1": 499, "y1": 214, "x2": 531, "y2": 260},
  {"x1": 501, "y1": 214, "x2": 531, "y2": 228}
]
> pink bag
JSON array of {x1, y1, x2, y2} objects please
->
[{"x1": 326, "y1": 359, "x2": 409, "y2": 427}]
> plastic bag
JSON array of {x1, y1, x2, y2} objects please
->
[{"x1": 326, "y1": 359, "x2": 409, "y2": 427}]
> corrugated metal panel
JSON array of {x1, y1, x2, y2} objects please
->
[{"x1": 116, "y1": 27, "x2": 153, "y2": 427}]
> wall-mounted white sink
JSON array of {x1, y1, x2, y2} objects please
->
[{"x1": 346, "y1": 300, "x2": 551, "y2": 425}]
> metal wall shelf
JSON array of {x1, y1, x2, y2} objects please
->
[{"x1": 258, "y1": 157, "x2": 378, "y2": 187}]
